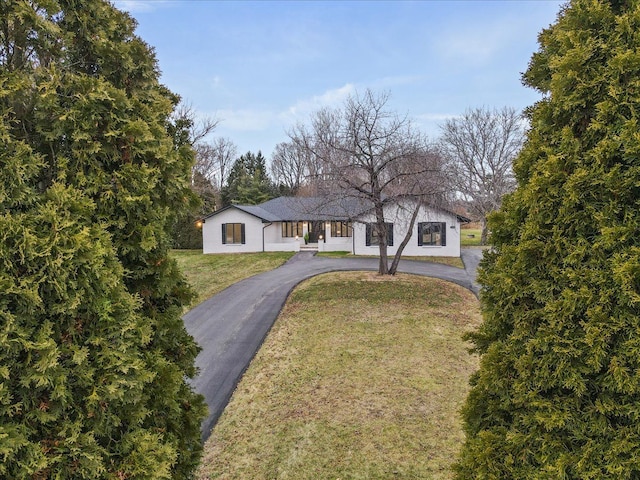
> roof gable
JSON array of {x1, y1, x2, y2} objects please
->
[{"x1": 202, "y1": 204, "x2": 276, "y2": 222}]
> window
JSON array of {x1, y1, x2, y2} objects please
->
[
  {"x1": 418, "y1": 222, "x2": 446, "y2": 246},
  {"x1": 282, "y1": 221, "x2": 304, "y2": 238},
  {"x1": 331, "y1": 221, "x2": 352, "y2": 238},
  {"x1": 366, "y1": 223, "x2": 393, "y2": 246},
  {"x1": 222, "y1": 223, "x2": 245, "y2": 244}
]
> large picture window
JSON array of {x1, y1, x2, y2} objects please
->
[
  {"x1": 222, "y1": 223, "x2": 245, "y2": 244},
  {"x1": 418, "y1": 222, "x2": 446, "y2": 246},
  {"x1": 282, "y1": 221, "x2": 304, "y2": 238},
  {"x1": 331, "y1": 221, "x2": 352, "y2": 238},
  {"x1": 365, "y1": 223, "x2": 393, "y2": 246}
]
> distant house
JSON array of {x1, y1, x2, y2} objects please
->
[{"x1": 201, "y1": 196, "x2": 469, "y2": 257}]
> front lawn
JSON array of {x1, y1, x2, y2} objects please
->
[
  {"x1": 460, "y1": 228, "x2": 483, "y2": 246},
  {"x1": 316, "y1": 251, "x2": 465, "y2": 268},
  {"x1": 197, "y1": 272, "x2": 481, "y2": 479},
  {"x1": 171, "y1": 250, "x2": 295, "y2": 307}
]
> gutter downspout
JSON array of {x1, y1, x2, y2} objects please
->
[
  {"x1": 262, "y1": 222, "x2": 272, "y2": 252},
  {"x1": 352, "y1": 225, "x2": 356, "y2": 255}
]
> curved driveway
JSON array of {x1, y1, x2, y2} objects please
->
[{"x1": 183, "y1": 249, "x2": 483, "y2": 440}]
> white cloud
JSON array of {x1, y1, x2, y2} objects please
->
[
  {"x1": 214, "y1": 109, "x2": 274, "y2": 132},
  {"x1": 283, "y1": 83, "x2": 356, "y2": 120},
  {"x1": 413, "y1": 113, "x2": 463, "y2": 137},
  {"x1": 211, "y1": 76, "x2": 222, "y2": 89},
  {"x1": 202, "y1": 84, "x2": 357, "y2": 139},
  {"x1": 434, "y1": 15, "x2": 524, "y2": 65},
  {"x1": 372, "y1": 75, "x2": 423, "y2": 89}
]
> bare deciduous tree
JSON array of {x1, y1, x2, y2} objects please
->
[
  {"x1": 440, "y1": 106, "x2": 524, "y2": 244},
  {"x1": 290, "y1": 89, "x2": 449, "y2": 275},
  {"x1": 171, "y1": 102, "x2": 219, "y2": 146},
  {"x1": 270, "y1": 141, "x2": 308, "y2": 195},
  {"x1": 195, "y1": 137, "x2": 237, "y2": 193}
]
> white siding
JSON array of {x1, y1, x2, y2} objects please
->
[
  {"x1": 319, "y1": 222, "x2": 353, "y2": 252},
  {"x1": 202, "y1": 201, "x2": 462, "y2": 257},
  {"x1": 353, "y1": 203, "x2": 461, "y2": 257},
  {"x1": 264, "y1": 222, "x2": 300, "y2": 252},
  {"x1": 202, "y1": 208, "x2": 265, "y2": 254}
]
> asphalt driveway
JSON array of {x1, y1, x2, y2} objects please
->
[{"x1": 183, "y1": 248, "x2": 484, "y2": 440}]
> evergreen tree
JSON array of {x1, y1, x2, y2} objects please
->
[
  {"x1": 1, "y1": 1, "x2": 206, "y2": 478},
  {"x1": 456, "y1": 1, "x2": 640, "y2": 478},
  {"x1": 172, "y1": 171, "x2": 216, "y2": 249},
  {"x1": 221, "y1": 151, "x2": 275, "y2": 206}
]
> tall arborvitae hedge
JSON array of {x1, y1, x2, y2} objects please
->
[
  {"x1": 456, "y1": 1, "x2": 640, "y2": 478},
  {"x1": 0, "y1": 1, "x2": 206, "y2": 478}
]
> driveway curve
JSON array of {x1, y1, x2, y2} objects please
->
[{"x1": 183, "y1": 248, "x2": 484, "y2": 440}]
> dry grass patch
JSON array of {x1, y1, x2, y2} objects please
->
[
  {"x1": 197, "y1": 272, "x2": 481, "y2": 480},
  {"x1": 171, "y1": 250, "x2": 294, "y2": 307}
]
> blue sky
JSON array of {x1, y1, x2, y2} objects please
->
[{"x1": 114, "y1": 0, "x2": 565, "y2": 160}]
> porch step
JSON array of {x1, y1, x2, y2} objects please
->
[{"x1": 299, "y1": 244, "x2": 318, "y2": 252}]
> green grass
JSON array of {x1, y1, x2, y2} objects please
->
[
  {"x1": 401, "y1": 255, "x2": 465, "y2": 268},
  {"x1": 197, "y1": 272, "x2": 481, "y2": 480},
  {"x1": 316, "y1": 251, "x2": 465, "y2": 268},
  {"x1": 171, "y1": 250, "x2": 295, "y2": 307},
  {"x1": 460, "y1": 228, "x2": 483, "y2": 246}
]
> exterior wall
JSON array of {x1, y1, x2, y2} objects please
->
[
  {"x1": 353, "y1": 203, "x2": 461, "y2": 257},
  {"x1": 264, "y1": 222, "x2": 300, "y2": 252},
  {"x1": 318, "y1": 222, "x2": 354, "y2": 252},
  {"x1": 202, "y1": 201, "x2": 461, "y2": 256},
  {"x1": 202, "y1": 208, "x2": 265, "y2": 254}
]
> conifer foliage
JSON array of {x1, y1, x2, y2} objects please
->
[
  {"x1": 456, "y1": 1, "x2": 640, "y2": 478},
  {"x1": 0, "y1": 1, "x2": 206, "y2": 478},
  {"x1": 221, "y1": 151, "x2": 275, "y2": 207}
]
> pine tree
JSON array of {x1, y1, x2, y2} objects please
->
[
  {"x1": 221, "y1": 151, "x2": 275, "y2": 206},
  {"x1": 456, "y1": 1, "x2": 640, "y2": 478},
  {"x1": 1, "y1": 1, "x2": 206, "y2": 478}
]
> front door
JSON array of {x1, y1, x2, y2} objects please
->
[{"x1": 307, "y1": 221, "x2": 324, "y2": 243}]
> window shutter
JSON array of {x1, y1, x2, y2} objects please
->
[
  {"x1": 417, "y1": 222, "x2": 423, "y2": 246},
  {"x1": 387, "y1": 223, "x2": 394, "y2": 247},
  {"x1": 241, "y1": 223, "x2": 246, "y2": 244},
  {"x1": 366, "y1": 223, "x2": 371, "y2": 246},
  {"x1": 222, "y1": 224, "x2": 227, "y2": 244},
  {"x1": 441, "y1": 222, "x2": 446, "y2": 246}
]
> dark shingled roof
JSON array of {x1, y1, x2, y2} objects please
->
[
  {"x1": 203, "y1": 197, "x2": 370, "y2": 222},
  {"x1": 256, "y1": 196, "x2": 369, "y2": 221},
  {"x1": 204, "y1": 196, "x2": 470, "y2": 223}
]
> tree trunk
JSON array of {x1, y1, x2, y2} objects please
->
[
  {"x1": 389, "y1": 204, "x2": 421, "y2": 275},
  {"x1": 375, "y1": 203, "x2": 389, "y2": 275},
  {"x1": 480, "y1": 217, "x2": 489, "y2": 245},
  {"x1": 378, "y1": 245, "x2": 389, "y2": 275}
]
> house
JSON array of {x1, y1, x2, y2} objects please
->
[{"x1": 201, "y1": 197, "x2": 469, "y2": 257}]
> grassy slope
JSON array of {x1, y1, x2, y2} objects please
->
[
  {"x1": 197, "y1": 272, "x2": 481, "y2": 480},
  {"x1": 171, "y1": 250, "x2": 295, "y2": 306}
]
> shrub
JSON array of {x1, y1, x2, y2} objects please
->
[
  {"x1": 456, "y1": 1, "x2": 640, "y2": 478},
  {"x1": 0, "y1": 1, "x2": 206, "y2": 478}
]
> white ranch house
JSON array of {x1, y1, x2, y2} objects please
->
[{"x1": 202, "y1": 197, "x2": 469, "y2": 257}]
